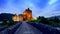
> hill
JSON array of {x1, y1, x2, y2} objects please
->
[{"x1": 0, "y1": 13, "x2": 14, "y2": 21}]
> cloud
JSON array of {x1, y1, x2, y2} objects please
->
[
  {"x1": 41, "y1": 0, "x2": 60, "y2": 17},
  {"x1": 49, "y1": 0, "x2": 57, "y2": 5},
  {"x1": 31, "y1": 0, "x2": 50, "y2": 9},
  {"x1": 31, "y1": 0, "x2": 60, "y2": 17},
  {"x1": 0, "y1": 0, "x2": 60, "y2": 17}
]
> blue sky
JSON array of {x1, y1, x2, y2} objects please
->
[{"x1": 0, "y1": 0, "x2": 60, "y2": 17}]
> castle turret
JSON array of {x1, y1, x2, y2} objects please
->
[{"x1": 23, "y1": 8, "x2": 33, "y2": 21}]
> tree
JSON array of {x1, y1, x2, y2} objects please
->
[
  {"x1": 3, "y1": 18, "x2": 8, "y2": 25},
  {"x1": 53, "y1": 17, "x2": 60, "y2": 23},
  {"x1": 40, "y1": 16, "x2": 50, "y2": 24},
  {"x1": 37, "y1": 16, "x2": 41, "y2": 20}
]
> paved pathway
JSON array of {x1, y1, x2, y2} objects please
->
[{"x1": 15, "y1": 22, "x2": 42, "y2": 34}]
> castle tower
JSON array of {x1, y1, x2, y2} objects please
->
[
  {"x1": 12, "y1": 14, "x2": 17, "y2": 21},
  {"x1": 18, "y1": 14, "x2": 24, "y2": 21},
  {"x1": 23, "y1": 8, "x2": 33, "y2": 21}
]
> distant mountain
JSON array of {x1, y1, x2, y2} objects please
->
[
  {"x1": 48, "y1": 15, "x2": 60, "y2": 19},
  {"x1": 0, "y1": 13, "x2": 14, "y2": 21},
  {"x1": 55, "y1": 15, "x2": 60, "y2": 18}
]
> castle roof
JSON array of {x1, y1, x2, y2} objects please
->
[
  {"x1": 25, "y1": 8, "x2": 32, "y2": 12},
  {"x1": 18, "y1": 14, "x2": 23, "y2": 16}
]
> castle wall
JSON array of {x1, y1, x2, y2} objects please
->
[{"x1": 12, "y1": 8, "x2": 33, "y2": 21}]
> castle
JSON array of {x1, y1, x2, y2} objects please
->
[{"x1": 12, "y1": 8, "x2": 34, "y2": 21}]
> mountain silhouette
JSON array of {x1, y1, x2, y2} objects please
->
[{"x1": 0, "y1": 13, "x2": 14, "y2": 21}]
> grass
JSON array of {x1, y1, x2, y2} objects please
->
[
  {"x1": 33, "y1": 20, "x2": 60, "y2": 27},
  {"x1": 0, "y1": 21, "x2": 17, "y2": 32},
  {"x1": 0, "y1": 21, "x2": 17, "y2": 27},
  {"x1": 48, "y1": 21, "x2": 60, "y2": 27}
]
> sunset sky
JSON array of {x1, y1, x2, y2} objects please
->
[{"x1": 0, "y1": 0, "x2": 60, "y2": 17}]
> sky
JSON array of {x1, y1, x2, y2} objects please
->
[{"x1": 0, "y1": 0, "x2": 60, "y2": 18}]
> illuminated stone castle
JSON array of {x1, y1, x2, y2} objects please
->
[{"x1": 12, "y1": 8, "x2": 34, "y2": 21}]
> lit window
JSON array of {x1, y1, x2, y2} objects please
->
[
  {"x1": 28, "y1": 15, "x2": 30, "y2": 17},
  {"x1": 23, "y1": 13, "x2": 26, "y2": 15}
]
